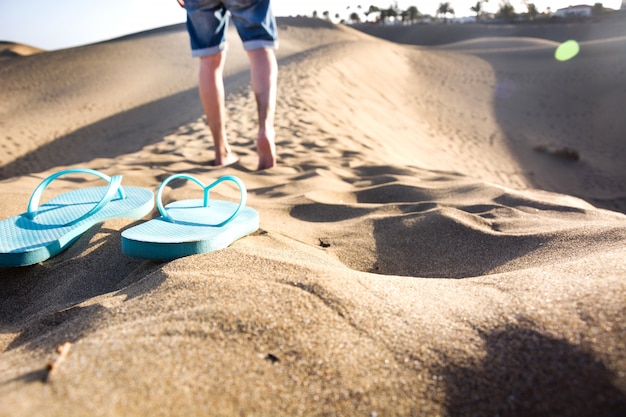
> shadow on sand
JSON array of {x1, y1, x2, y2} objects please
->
[
  {"x1": 0, "y1": 222, "x2": 166, "y2": 353},
  {"x1": 0, "y1": 88, "x2": 203, "y2": 180},
  {"x1": 438, "y1": 322, "x2": 626, "y2": 416}
]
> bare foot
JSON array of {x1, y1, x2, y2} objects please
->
[
  {"x1": 214, "y1": 152, "x2": 239, "y2": 167},
  {"x1": 256, "y1": 128, "x2": 276, "y2": 170}
]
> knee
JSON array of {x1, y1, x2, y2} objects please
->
[{"x1": 200, "y1": 52, "x2": 226, "y2": 70}]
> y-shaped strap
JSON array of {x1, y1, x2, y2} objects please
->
[
  {"x1": 26, "y1": 168, "x2": 125, "y2": 226},
  {"x1": 156, "y1": 174, "x2": 247, "y2": 227}
]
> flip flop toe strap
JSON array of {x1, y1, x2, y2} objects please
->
[
  {"x1": 26, "y1": 168, "x2": 125, "y2": 226},
  {"x1": 156, "y1": 174, "x2": 247, "y2": 227}
]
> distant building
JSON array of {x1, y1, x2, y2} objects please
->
[{"x1": 554, "y1": 4, "x2": 593, "y2": 18}]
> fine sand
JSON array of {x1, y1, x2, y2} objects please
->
[{"x1": 0, "y1": 17, "x2": 625, "y2": 416}]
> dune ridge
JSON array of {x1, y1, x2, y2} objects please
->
[
  {"x1": 0, "y1": 42, "x2": 45, "y2": 60},
  {"x1": 0, "y1": 18, "x2": 625, "y2": 416}
]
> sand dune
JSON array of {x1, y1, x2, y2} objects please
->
[
  {"x1": 0, "y1": 42, "x2": 45, "y2": 60},
  {"x1": 0, "y1": 18, "x2": 625, "y2": 416}
]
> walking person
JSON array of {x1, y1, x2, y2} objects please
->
[{"x1": 177, "y1": 0, "x2": 278, "y2": 170}]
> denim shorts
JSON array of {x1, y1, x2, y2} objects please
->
[{"x1": 183, "y1": 0, "x2": 278, "y2": 57}]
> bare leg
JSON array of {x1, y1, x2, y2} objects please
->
[
  {"x1": 247, "y1": 48, "x2": 278, "y2": 170},
  {"x1": 199, "y1": 52, "x2": 239, "y2": 166}
]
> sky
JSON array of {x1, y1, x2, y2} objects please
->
[{"x1": 0, "y1": 0, "x2": 622, "y2": 51}]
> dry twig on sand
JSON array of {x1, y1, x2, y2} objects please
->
[{"x1": 44, "y1": 342, "x2": 72, "y2": 382}]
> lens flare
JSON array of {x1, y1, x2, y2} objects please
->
[{"x1": 555, "y1": 40, "x2": 580, "y2": 62}]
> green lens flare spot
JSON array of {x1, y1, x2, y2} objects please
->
[{"x1": 555, "y1": 40, "x2": 580, "y2": 62}]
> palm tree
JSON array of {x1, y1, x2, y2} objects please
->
[
  {"x1": 377, "y1": 6, "x2": 398, "y2": 24},
  {"x1": 526, "y1": 3, "x2": 539, "y2": 20},
  {"x1": 437, "y1": 2, "x2": 455, "y2": 22},
  {"x1": 385, "y1": 6, "x2": 398, "y2": 21},
  {"x1": 407, "y1": 6, "x2": 420, "y2": 23},
  {"x1": 366, "y1": 5, "x2": 380, "y2": 23},
  {"x1": 496, "y1": 1, "x2": 516, "y2": 21},
  {"x1": 470, "y1": 1, "x2": 483, "y2": 21},
  {"x1": 366, "y1": 5, "x2": 380, "y2": 16}
]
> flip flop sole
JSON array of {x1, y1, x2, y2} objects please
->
[
  {"x1": 121, "y1": 200, "x2": 259, "y2": 260},
  {"x1": 0, "y1": 186, "x2": 154, "y2": 267}
]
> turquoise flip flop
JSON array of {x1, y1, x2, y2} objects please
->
[
  {"x1": 0, "y1": 168, "x2": 154, "y2": 267},
  {"x1": 121, "y1": 174, "x2": 259, "y2": 260}
]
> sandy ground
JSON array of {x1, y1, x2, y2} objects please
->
[{"x1": 0, "y1": 17, "x2": 625, "y2": 416}]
